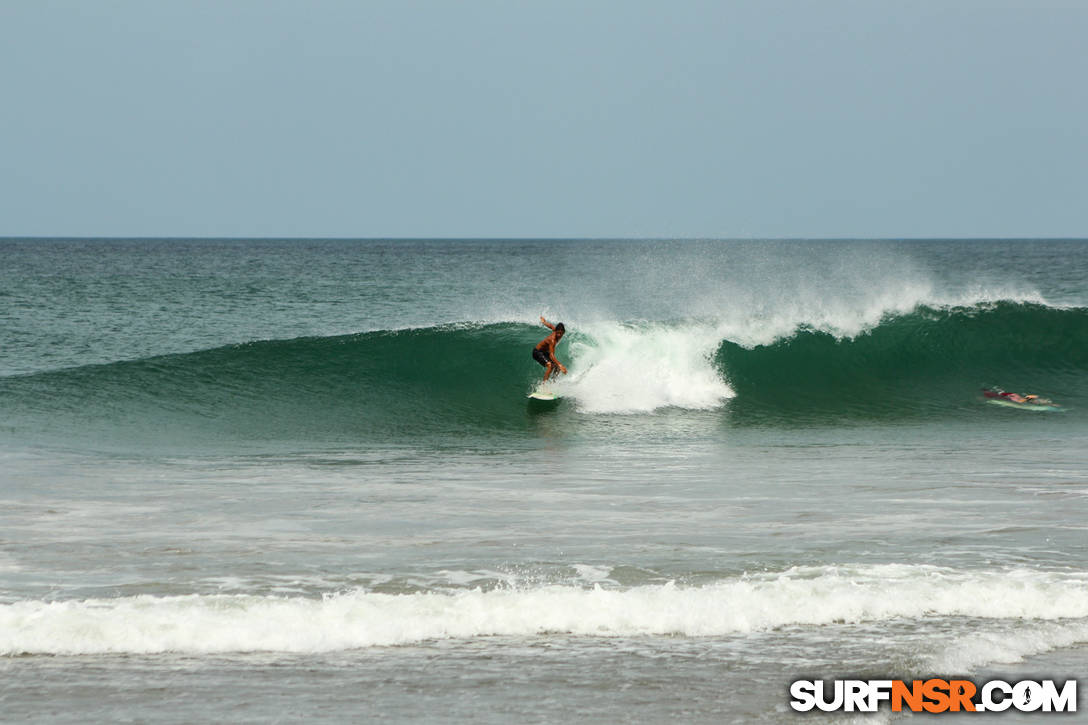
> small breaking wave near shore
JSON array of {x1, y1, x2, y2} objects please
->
[{"x1": 3, "y1": 564, "x2": 1086, "y2": 656}]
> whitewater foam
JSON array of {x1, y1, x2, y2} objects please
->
[
  {"x1": 930, "y1": 620, "x2": 1088, "y2": 673},
  {"x1": 4, "y1": 565, "x2": 1085, "y2": 656},
  {"x1": 557, "y1": 321, "x2": 734, "y2": 413}
]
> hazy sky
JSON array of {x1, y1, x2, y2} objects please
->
[{"x1": 2, "y1": 1, "x2": 1085, "y2": 238}]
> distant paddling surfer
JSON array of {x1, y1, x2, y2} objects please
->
[{"x1": 533, "y1": 316, "x2": 568, "y2": 382}]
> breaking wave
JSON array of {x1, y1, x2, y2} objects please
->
[{"x1": 1, "y1": 301, "x2": 1085, "y2": 445}]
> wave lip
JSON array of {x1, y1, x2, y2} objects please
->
[
  {"x1": 716, "y1": 301, "x2": 1088, "y2": 421},
  {"x1": 3, "y1": 565, "x2": 1086, "y2": 656}
]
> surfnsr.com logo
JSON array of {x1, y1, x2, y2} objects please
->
[{"x1": 790, "y1": 679, "x2": 1077, "y2": 713}]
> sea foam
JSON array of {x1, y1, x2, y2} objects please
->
[
  {"x1": 3, "y1": 565, "x2": 1085, "y2": 656},
  {"x1": 555, "y1": 321, "x2": 734, "y2": 413}
]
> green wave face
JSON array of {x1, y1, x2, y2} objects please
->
[
  {"x1": 3, "y1": 303, "x2": 1087, "y2": 449},
  {"x1": 717, "y1": 302, "x2": 1088, "y2": 423},
  {"x1": 0, "y1": 323, "x2": 549, "y2": 449}
]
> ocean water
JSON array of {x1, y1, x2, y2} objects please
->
[{"x1": 1, "y1": 238, "x2": 1087, "y2": 722}]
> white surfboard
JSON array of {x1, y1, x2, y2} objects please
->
[
  {"x1": 986, "y1": 398, "x2": 1063, "y2": 412},
  {"x1": 527, "y1": 391, "x2": 560, "y2": 401}
]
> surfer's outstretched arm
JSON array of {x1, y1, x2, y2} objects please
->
[
  {"x1": 540, "y1": 316, "x2": 556, "y2": 330},
  {"x1": 549, "y1": 347, "x2": 567, "y2": 377}
]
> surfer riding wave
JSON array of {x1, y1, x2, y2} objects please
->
[{"x1": 533, "y1": 316, "x2": 568, "y2": 383}]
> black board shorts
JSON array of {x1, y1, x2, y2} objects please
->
[{"x1": 532, "y1": 348, "x2": 551, "y2": 367}]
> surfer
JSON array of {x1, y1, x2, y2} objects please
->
[
  {"x1": 533, "y1": 316, "x2": 568, "y2": 382},
  {"x1": 982, "y1": 389, "x2": 1053, "y2": 405}
]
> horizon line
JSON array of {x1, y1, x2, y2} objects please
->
[{"x1": 3, "y1": 235, "x2": 1088, "y2": 243}]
